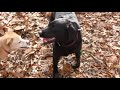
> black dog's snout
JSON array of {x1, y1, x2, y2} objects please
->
[
  {"x1": 39, "y1": 30, "x2": 46, "y2": 37},
  {"x1": 38, "y1": 31, "x2": 43, "y2": 37}
]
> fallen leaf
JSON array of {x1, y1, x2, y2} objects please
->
[{"x1": 14, "y1": 26, "x2": 25, "y2": 31}]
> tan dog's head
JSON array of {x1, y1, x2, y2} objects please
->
[
  {"x1": 0, "y1": 30, "x2": 29, "y2": 60},
  {"x1": 0, "y1": 31, "x2": 29, "y2": 53}
]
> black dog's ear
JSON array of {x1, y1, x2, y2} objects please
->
[{"x1": 66, "y1": 20, "x2": 78, "y2": 41}]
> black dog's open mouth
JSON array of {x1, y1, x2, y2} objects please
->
[{"x1": 43, "y1": 37, "x2": 56, "y2": 45}]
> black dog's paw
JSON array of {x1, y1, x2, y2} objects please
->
[{"x1": 53, "y1": 73, "x2": 59, "y2": 78}]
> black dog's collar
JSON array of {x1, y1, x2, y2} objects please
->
[{"x1": 57, "y1": 30, "x2": 80, "y2": 47}]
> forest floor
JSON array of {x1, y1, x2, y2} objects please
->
[{"x1": 0, "y1": 12, "x2": 120, "y2": 78}]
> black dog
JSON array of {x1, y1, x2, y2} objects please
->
[{"x1": 39, "y1": 12, "x2": 82, "y2": 78}]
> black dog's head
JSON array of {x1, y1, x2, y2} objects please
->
[{"x1": 39, "y1": 18, "x2": 79, "y2": 42}]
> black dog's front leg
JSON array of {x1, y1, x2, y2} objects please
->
[
  {"x1": 72, "y1": 42, "x2": 82, "y2": 69},
  {"x1": 53, "y1": 44, "x2": 61, "y2": 78},
  {"x1": 72, "y1": 51, "x2": 80, "y2": 69},
  {"x1": 53, "y1": 55, "x2": 60, "y2": 78}
]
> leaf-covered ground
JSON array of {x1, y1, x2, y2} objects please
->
[{"x1": 0, "y1": 12, "x2": 120, "y2": 78}]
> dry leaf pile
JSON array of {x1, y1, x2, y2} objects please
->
[{"x1": 0, "y1": 12, "x2": 120, "y2": 78}]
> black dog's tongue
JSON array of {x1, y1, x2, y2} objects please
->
[
  {"x1": 43, "y1": 38, "x2": 50, "y2": 42},
  {"x1": 42, "y1": 38, "x2": 56, "y2": 45}
]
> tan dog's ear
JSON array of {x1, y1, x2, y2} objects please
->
[
  {"x1": 0, "y1": 27, "x2": 11, "y2": 36},
  {"x1": 6, "y1": 38, "x2": 13, "y2": 45}
]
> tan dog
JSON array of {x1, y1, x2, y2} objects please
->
[{"x1": 0, "y1": 31, "x2": 29, "y2": 60}]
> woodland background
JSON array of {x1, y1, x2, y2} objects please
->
[{"x1": 0, "y1": 12, "x2": 120, "y2": 78}]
